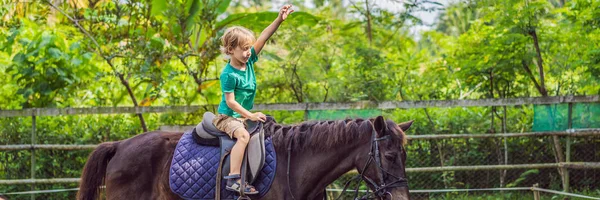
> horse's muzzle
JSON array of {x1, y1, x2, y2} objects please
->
[{"x1": 387, "y1": 187, "x2": 410, "y2": 200}]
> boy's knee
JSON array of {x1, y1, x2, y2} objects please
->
[{"x1": 233, "y1": 128, "x2": 250, "y2": 144}]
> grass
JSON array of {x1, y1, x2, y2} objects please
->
[
  {"x1": 324, "y1": 188, "x2": 600, "y2": 200},
  {"x1": 422, "y1": 189, "x2": 600, "y2": 200}
]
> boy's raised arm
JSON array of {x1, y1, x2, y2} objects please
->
[{"x1": 254, "y1": 5, "x2": 294, "y2": 55}]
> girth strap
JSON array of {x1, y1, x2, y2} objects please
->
[{"x1": 215, "y1": 149, "x2": 231, "y2": 200}]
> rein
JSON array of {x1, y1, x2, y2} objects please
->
[
  {"x1": 334, "y1": 126, "x2": 409, "y2": 200},
  {"x1": 287, "y1": 134, "x2": 296, "y2": 200}
]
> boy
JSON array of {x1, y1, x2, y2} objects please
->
[{"x1": 214, "y1": 5, "x2": 294, "y2": 194}]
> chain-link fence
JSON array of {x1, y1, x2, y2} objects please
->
[
  {"x1": 320, "y1": 103, "x2": 600, "y2": 199},
  {"x1": 323, "y1": 133, "x2": 600, "y2": 199},
  {"x1": 1, "y1": 101, "x2": 599, "y2": 199}
]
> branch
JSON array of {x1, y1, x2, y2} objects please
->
[
  {"x1": 529, "y1": 29, "x2": 547, "y2": 96},
  {"x1": 46, "y1": 0, "x2": 150, "y2": 132},
  {"x1": 45, "y1": 0, "x2": 120, "y2": 72},
  {"x1": 177, "y1": 55, "x2": 202, "y2": 85},
  {"x1": 459, "y1": 82, "x2": 483, "y2": 99},
  {"x1": 382, "y1": 26, "x2": 402, "y2": 47},
  {"x1": 200, "y1": 78, "x2": 219, "y2": 82},
  {"x1": 323, "y1": 83, "x2": 329, "y2": 102},
  {"x1": 349, "y1": 0, "x2": 368, "y2": 16},
  {"x1": 45, "y1": 1, "x2": 102, "y2": 57},
  {"x1": 521, "y1": 60, "x2": 546, "y2": 96},
  {"x1": 194, "y1": 24, "x2": 203, "y2": 50},
  {"x1": 180, "y1": 52, "x2": 201, "y2": 58},
  {"x1": 110, "y1": 54, "x2": 152, "y2": 61}
]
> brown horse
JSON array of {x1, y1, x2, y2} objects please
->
[{"x1": 77, "y1": 116, "x2": 412, "y2": 200}]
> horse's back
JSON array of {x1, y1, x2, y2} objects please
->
[{"x1": 105, "y1": 131, "x2": 183, "y2": 200}]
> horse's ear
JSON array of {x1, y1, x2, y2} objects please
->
[
  {"x1": 398, "y1": 120, "x2": 414, "y2": 132},
  {"x1": 374, "y1": 116, "x2": 387, "y2": 137}
]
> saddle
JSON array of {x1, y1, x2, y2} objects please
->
[
  {"x1": 192, "y1": 112, "x2": 267, "y2": 199},
  {"x1": 169, "y1": 131, "x2": 276, "y2": 200}
]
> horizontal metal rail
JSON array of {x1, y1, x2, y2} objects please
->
[
  {"x1": 1, "y1": 95, "x2": 598, "y2": 117},
  {"x1": 2, "y1": 162, "x2": 599, "y2": 185},
  {"x1": 409, "y1": 129, "x2": 600, "y2": 140},
  {"x1": 3, "y1": 186, "x2": 599, "y2": 199},
  {"x1": 0, "y1": 178, "x2": 80, "y2": 185},
  {"x1": 0, "y1": 188, "x2": 80, "y2": 195},
  {"x1": 0, "y1": 144, "x2": 97, "y2": 151},
  {"x1": 532, "y1": 187, "x2": 600, "y2": 199},
  {"x1": 406, "y1": 162, "x2": 600, "y2": 172},
  {"x1": 326, "y1": 187, "x2": 600, "y2": 199},
  {"x1": 325, "y1": 187, "x2": 533, "y2": 193},
  {"x1": 2, "y1": 130, "x2": 598, "y2": 151}
]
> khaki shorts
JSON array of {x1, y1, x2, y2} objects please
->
[{"x1": 212, "y1": 114, "x2": 246, "y2": 138}]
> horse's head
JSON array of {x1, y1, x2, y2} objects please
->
[{"x1": 355, "y1": 116, "x2": 412, "y2": 200}]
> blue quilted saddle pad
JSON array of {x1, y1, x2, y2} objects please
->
[{"x1": 169, "y1": 131, "x2": 277, "y2": 200}]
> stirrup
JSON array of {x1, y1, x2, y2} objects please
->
[{"x1": 225, "y1": 174, "x2": 259, "y2": 195}]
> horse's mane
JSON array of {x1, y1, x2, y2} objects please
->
[{"x1": 263, "y1": 117, "x2": 406, "y2": 151}]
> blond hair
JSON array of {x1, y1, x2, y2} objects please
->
[{"x1": 220, "y1": 26, "x2": 256, "y2": 56}]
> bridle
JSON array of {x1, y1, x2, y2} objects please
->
[
  {"x1": 286, "y1": 123, "x2": 409, "y2": 200},
  {"x1": 334, "y1": 125, "x2": 409, "y2": 200}
]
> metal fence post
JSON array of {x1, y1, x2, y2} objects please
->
[
  {"x1": 564, "y1": 103, "x2": 573, "y2": 193},
  {"x1": 502, "y1": 106, "x2": 508, "y2": 187},
  {"x1": 533, "y1": 183, "x2": 541, "y2": 200},
  {"x1": 31, "y1": 114, "x2": 36, "y2": 200},
  {"x1": 303, "y1": 104, "x2": 309, "y2": 121}
]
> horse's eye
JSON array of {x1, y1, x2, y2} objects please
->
[{"x1": 384, "y1": 152, "x2": 397, "y2": 161}]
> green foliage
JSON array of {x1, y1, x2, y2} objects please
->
[
  {"x1": 1, "y1": 0, "x2": 600, "y2": 198},
  {"x1": 307, "y1": 109, "x2": 382, "y2": 120},
  {"x1": 6, "y1": 20, "x2": 95, "y2": 108},
  {"x1": 507, "y1": 169, "x2": 539, "y2": 187},
  {"x1": 1, "y1": 0, "x2": 591, "y2": 109}
]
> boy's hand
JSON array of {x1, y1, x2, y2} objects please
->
[
  {"x1": 249, "y1": 112, "x2": 267, "y2": 122},
  {"x1": 278, "y1": 5, "x2": 294, "y2": 21}
]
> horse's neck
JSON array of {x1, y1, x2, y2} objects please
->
[{"x1": 286, "y1": 131, "x2": 367, "y2": 198}]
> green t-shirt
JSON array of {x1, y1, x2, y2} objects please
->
[{"x1": 217, "y1": 47, "x2": 258, "y2": 118}]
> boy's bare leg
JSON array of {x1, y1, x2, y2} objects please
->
[
  {"x1": 230, "y1": 128, "x2": 250, "y2": 176},
  {"x1": 227, "y1": 125, "x2": 257, "y2": 193}
]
